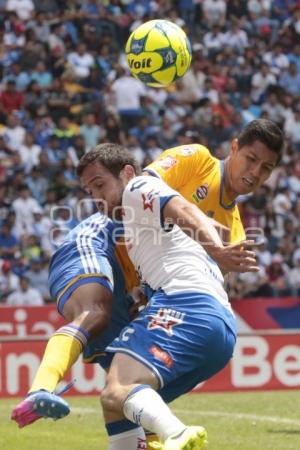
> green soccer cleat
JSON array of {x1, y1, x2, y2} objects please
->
[{"x1": 149, "y1": 426, "x2": 208, "y2": 450}]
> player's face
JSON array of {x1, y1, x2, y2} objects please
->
[
  {"x1": 80, "y1": 162, "x2": 125, "y2": 219},
  {"x1": 226, "y1": 139, "x2": 278, "y2": 197}
]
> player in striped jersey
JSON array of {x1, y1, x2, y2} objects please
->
[{"x1": 11, "y1": 169, "x2": 140, "y2": 429}]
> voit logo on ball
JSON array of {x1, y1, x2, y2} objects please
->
[
  {"x1": 192, "y1": 183, "x2": 209, "y2": 203},
  {"x1": 128, "y1": 56, "x2": 152, "y2": 70}
]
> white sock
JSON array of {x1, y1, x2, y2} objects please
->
[
  {"x1": 123, "y1": 385, "x2": 186, "y2": 442},
  {"x1": 108, "y1": 427, "x2": 147, "y2": 450}
]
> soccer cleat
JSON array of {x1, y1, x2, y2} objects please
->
[
  {"x1": 11, "y1": 390, "x2": 70, "y2": 428},
  {"x1": 149, "y1": 426, "x2": 208, "y2": 450}
]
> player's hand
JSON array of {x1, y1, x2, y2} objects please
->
[
  {"x1": 129, "y1": 286, "x2": 148, "y2": 319},
  {"x1": 11, "y1": 390, "x2": 70, "y2": 428},
  {"x1": 209, "y1": 240, "x2": 259, "y2": 273}
]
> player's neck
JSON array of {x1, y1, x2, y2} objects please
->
[{"x1": 223, "y1": 159, "x2": 238, "y2": 201}]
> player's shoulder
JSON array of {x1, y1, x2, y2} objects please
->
[
  {"x1": 164, "y1": 143, "x2": 213, "y2": 160},
  {"x1": 64, "y1": 212, "x2": 112, "y2": 242},
  {"x1": 126, "y1": 175, "x2": 162, "y2": 191}
]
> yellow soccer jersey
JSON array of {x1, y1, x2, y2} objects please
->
[{"x1": 145, "y1": 144, "x2": 246, "y2": 244}]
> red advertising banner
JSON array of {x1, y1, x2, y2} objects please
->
[
  {"x1": 1, "y1": 298, "x2": 300, "y2": 340},
  {"x1": 0, "y1": 334, "x2": 299, "y2": 397},
  {"x1": 199, "y1": 334, "x2": 300, "y2": 392},
  {"x1": 0, "y1": 341, "x2": 106, "y2": 398},
  {"x1": 0, "y1": 302, "x2": 299, "y2": 397},
  {"x1": 0, "y1": 305, "x2": 65, "y2": 338}
]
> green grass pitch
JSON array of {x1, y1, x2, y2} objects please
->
[{"x1": 1, "y1": 391, "x2": 300, "y2": 450}]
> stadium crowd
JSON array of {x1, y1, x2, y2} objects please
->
[{"x1": 0, "y1": 0, "x2": 300, "y2": 304}]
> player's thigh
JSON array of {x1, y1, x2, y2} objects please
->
[
  {"x1": 63, "y1": 282, "x2": 112, "y2": 321},
  {"x1": 101, "y1": 352, "x2": 159, "y2": 414},
  {"x1": 107, "y1": 352, "x2": 159, "y2": 389}
]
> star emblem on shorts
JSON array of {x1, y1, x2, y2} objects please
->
[{"x1": 147, "y1": 308, "x2": 185, "y2": 336}]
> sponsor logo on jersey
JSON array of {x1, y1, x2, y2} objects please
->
[
  {"x1": 149, "y1": 345, "x2": 173, "y2": 368},
  {"x1": 147, "y1": 308, "x2": 185, "y2": 336},
  {"x1": 141, "y1": 189, "x2": 159, "y2": 212},
  {"x1": 192, "y1": 183, "x2": 209, "y2": 202},
  {"x1": 178, "y1": 146, "x2": 198, "y2": 156},
  {"x1": 156, "y1": 155, "x2": 177, "y2": 170}
]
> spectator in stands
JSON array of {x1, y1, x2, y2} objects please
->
[
  {"x1": 6, "y1": 275, "x2": 44, "y2": 306},
  {"x1": 80, "y1": 113, "x2": 102, "y2": 150},
  {"x1": 202, "y1": 0, "x2": 227, "y2": 28},
  {"x1": 251, "y1": 62, "x2": 277, "y2": 103},
  {"x1": 266, "y1": 254, "x2": 292, "y2": 297},
  {"x1": 110, "y1": 66, "x2": 147, "y2": 129},
  {"x1": 279, "y1": 61, "x2": 300, "y2": 96},
  {"x1": 0, "y1": 259, "x2": 19, "y2": 302},
  {"x1": 25, "y1": 257, "x2": 50, "y2": 302},
  {"x1": 0, "y1": 221, "x2": 19, "y2": 260},
  {"x1": 31, "y1": 61, "x2": 53, "y2": 89},
  {"x1": 67, "y1": 43, "x2": 95, "y2": 80},
  {"x1": 18, "y1": 132, "x2": 41, "y2": 174},
  {"x1": 0, "y1": 80, "x2": 24, "y2": 114},
  {"x1": 12, "y1": 184, "x2": 40, "y2": 230},
  {"x1": 4, "y1": 113, "x2": 26, "y2": 151}
]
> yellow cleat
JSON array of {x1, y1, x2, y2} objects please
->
[{"x1": 149, "y1": 426, "x2": 208, "y2": 450}]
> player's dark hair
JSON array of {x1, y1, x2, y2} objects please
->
[
  {"x1": 77, "y1": 143, "x2": 142, "y2": 178},
  {"x1": 237, "y1": 119, "x2": 284, "y2": 165}
]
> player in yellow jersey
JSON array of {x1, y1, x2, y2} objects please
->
[
  {"x1": 145, "y1": 119, "x2": 284, "y2": 244},
  {"x1": 141, "y1": 118, "x2": 284, "y2": 448}
]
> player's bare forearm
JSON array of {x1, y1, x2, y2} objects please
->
[
  {"x1": 163, "y1": 196, "x2": 259, "y2": 273},
  {"x1": 163, "y1": 196, "x2": 224, "y2": 252},
  {"x1": 207, "y1": 217, "x2": 230, "y2": 245}
]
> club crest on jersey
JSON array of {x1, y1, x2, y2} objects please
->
[
  {"x1": 141, "y1": 189, "x2": 159, "y2": 212},
  {"x1": 192, "y1": 183, "x2": 209, "y2": 202},
  {"x1": 178, "y1": 146, "x2": 198, "y2": 157},
  {"x1": 156, "y1": 155, "x2": 177, "y2": 170},
  {"x1": 147, "y1": 308, "x2": 185, "y2": 336}
]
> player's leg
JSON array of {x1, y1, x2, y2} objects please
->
[
  {"x1": 11, "y1": 281, "x2": 112, "y2": 427},
  {"x1": 101, "y1": 353, "x2": 207, "y2": 450},
  {"x1": 101, "y1": 290, "x2": 236, "y2": 449},
  {"x1": 30, "y1": 281, "x2": 112, "y2": 393}
]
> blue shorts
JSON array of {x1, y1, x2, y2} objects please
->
[
  {"x1": 106, "y1": 290, "x2": 236, "y2": 402},
  {"x1": 49, "y1": 240, "x2": 133, "y2": 369}
]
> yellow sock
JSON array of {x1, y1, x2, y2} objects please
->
[
  {"x1": 146, "y1": 433, "x2": 160, "y2": 448},
  {"x1": 29, "y1": 325, "x2": 89, "y2": 393}
]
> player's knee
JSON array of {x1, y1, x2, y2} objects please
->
[
  {"x1": 77, "y1": 307, "x2": 111, "y2": 337},
  {"x1": 101, "y1": 384, "x2": 124, "y2": 414}
]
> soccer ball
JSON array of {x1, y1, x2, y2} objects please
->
[{"x1": 125, "y1": 19, "x2": 192, "y2": 88}]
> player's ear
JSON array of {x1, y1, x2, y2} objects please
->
[
  {"x1": 121, "y1": 164, "x2": 135, "y2": 181},
  {"x1": 230, "y1": 138, "x2": 238, "y2": 157}
]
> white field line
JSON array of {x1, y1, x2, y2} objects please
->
[
  {"x1": 174, "y1": 408, "x2": 300, "y2": 426},
  {"x1": 71, "y1": 407, "x2": 300, "y2": 426}
]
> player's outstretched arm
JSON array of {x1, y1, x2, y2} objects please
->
[
  {"x1": 163, "y1": 196, "x2": 259, "y2": 273},
  {"x1": 11, "y1": 282, "x2": 112, "y2": 428}
]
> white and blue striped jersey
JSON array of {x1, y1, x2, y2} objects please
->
[
  {"x1": 49, "y1": 213, "x2": 118, "y2": 313},
  {"x1": 122, "y1": 176, "x2": 232, "y2": 313}
]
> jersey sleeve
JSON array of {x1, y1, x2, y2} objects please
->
[
  {"x1": 123, "y1": 176, "x2": 180, "y2": 229},
  {"x1": 144, "y1": 144, "x2": 214, "y2": 190}
]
